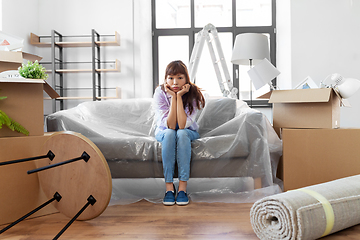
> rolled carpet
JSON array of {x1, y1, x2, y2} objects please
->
[{"x1": 250, "y1": 174, "x2": 360, "y2": 240}]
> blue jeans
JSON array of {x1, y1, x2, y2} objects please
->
[{"x1": 155, "y1": 128, "x2": 200, "y2": 183}]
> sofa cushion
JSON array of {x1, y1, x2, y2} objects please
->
[{"x1": 196, "y1": 98, "x2": 236, "y2": 136}]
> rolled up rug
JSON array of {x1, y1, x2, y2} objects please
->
[{"x1": 250, "y1": 174, "x2": 360, "y2": 240}]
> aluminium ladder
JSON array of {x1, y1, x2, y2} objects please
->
[{"x1": 188, "y1": 23, "x2": 238, "y2": 98}]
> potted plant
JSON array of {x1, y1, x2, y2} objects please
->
[{"x1": 18, "y1": 60, "x2": 48, "y2": 80}]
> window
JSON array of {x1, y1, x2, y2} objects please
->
[
  {"x1": 158, "y1": 36, "x2": 189, "y2": 80},
  {"x1": 152, "y1": 0, "x2": 276, "y2": 107},
  {"x1": 195, "y1": 0, "x2": 232, "y2": 28}
]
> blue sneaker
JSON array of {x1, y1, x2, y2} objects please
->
[
  {"x1": 176, "y1": 191, "x2": 189, "y2": 205},
  {"x1": 163, "y1": 191, "x2": 176, "y2": 205}
]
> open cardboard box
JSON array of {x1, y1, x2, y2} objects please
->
[
  {"x1": 258, "y1": 88, "x2": 348, "y2": 137},
  {"x1": 0, "y1": 78, "x2": 59, "y2": 137},
  {"x1": 0, "y1": 51, "x2": 58, "y2": 137}
]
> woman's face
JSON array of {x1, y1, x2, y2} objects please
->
[{"x1": 165, "y1": 73, "x2": 187, "y2": 93}]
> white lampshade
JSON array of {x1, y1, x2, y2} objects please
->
[
  {"x1": 321, "y1": 73, "x2": 360, "y2": 99},
  {"x1": 336, "y1": 78, "x2": 360, "y2": 99},
  {"x1": 231, "y1": 33, "x2": 270, "y2": 65},
  {"x1": 321, "y1": 73, "x2": 344, "y2": 88},
  {"x1": 247, "y1": 58, "x2": 280, "y2": 90}
]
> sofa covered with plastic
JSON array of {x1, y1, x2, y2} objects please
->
[{"x1": 46, "y1": 97, "x2": 282, "y2": 203}]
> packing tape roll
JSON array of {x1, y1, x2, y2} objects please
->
[{"x1": 297, "y1": 188, "x2": 335, "y2": 237}]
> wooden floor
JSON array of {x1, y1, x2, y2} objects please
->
[{"x1": 1, "y1": 200, "x2": 360, "y2": 240}]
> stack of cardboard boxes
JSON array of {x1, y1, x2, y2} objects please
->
[
  {"x1": 0, "y1": 50, "x2": 59, "y2": 225},
  {"x1": 262, "y1": 88, "x2": 360, "y2": 191}
]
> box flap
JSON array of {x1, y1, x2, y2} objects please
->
[
  {"x1": 0, "y1": 51, "x2": 42, "y2": 65},
  {"x1": 269, "y1": 88, "x2": 333, "y2": 103},
  {"x1": 0, "y1": 78, "x2": 59, "y2": 99},
  {"x1": 333, "y1": 90, "x2": 352, "y2": 107},
  {"x1": 22, "y1": 52, "x2": 42, "y2": 62},
  {"x1": 341, "y1": 98, "x2": 351, "y2": 107},
  {"x1": 43, "y1": 81, "x2": 60, "y2": 99},
  {"x1": 257, "y1": 91, "x2": 273, "y2": 99},
  {"x1": 0, "y1": 51, "x2": 22, "y2": 64}
]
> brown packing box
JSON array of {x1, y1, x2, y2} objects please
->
[
  {"x1": 0, "y1": 78, "x2": 59, "y2": 137},
  {"x1": 282, "y1": 128, "x2": 360, "y2": 191},
  {"x1": 259, "y1": 88, "x2": 343, "y2": 137},
  {"x1": 0, "y1": 50, "x2": 58, "y2": 137},
  {"x1": 0, "y1": 133, "x2": 58, "y2": 225}
]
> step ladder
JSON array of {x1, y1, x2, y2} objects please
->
[{"x1": 189, "y1": 23, "x2": 238, "y2": 98}]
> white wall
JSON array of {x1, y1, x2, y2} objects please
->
[
  {"x1": 2, "y1": 0, "x2": 38, "y2": 53},
  {"x1": 1, "y1": 0, "x2": 152, "y2": 115},
  {"x1": 277, "y1": 0, "x2": 360, "y2": 128},
  {"x1": 133, "y1": 0, "x2": 153, "y2": 99},
  {"x1": 0, "y1": 0, "x2": 2, "y2": 30},
  {"x1": 276, "y1": 0, "x2": 291, "y2": 90}
]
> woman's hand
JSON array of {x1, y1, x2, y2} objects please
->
[
  {"x1": 177, "y1": 84, "x2": 190, "y2": 97},
  {"x1": 165, "y1": 84, "x2": 176, "y2": 98}
]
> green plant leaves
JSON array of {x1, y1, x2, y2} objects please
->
[
  {"x1": 0, "y1": 110, "x2": 11, "y2": 130},
  {"x1": 0, "y1": 110, "x2": 29, "y2": 136},
  {"x1": 18, "y1": 60, "x2": 48, "y2": 80},
  {"x1": 0, "y1": 92, "x2": 29, "y2": 136}
]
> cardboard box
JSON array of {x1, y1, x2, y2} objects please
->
[
  {"x1": 259, "y1": 88, "x2": 343, "y2": 136},
  {"x1": 0, "y1": 51, "x2": 57, "y2": 137},
  {"x1": 0, "y1": 50, "x2": 42, "y2": 73},
  {"x1": 0, "y1": 133, "x2": 58, "y2": 225},
  {"x1": 0, "y1": 78, "x2": 58, "y2": 137},
  {"x1": 282, "y1": 128, "x2": 360, "y2": 191}
]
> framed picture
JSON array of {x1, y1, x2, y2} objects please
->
[{"x1": 294, "y1": 76, "x2": 318, "y2": 89}]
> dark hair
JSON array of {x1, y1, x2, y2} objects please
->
[{"x1": 162, "y1": 60, "x2": 205, "y2": 114}]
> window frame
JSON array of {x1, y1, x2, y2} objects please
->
[{"x1": 152, "y1": 0, "x2": 276, "y2": 107}]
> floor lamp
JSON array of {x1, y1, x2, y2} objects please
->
[{"x1": 231, "y1": 33, "x2": 270, "y2": 107}]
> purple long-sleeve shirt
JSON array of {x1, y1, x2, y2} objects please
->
[{"x1": 153, "y1": 86, "x2": 199, "y2": 136}]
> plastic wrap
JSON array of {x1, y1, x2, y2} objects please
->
[{"x1": 46, "y1": 97, "x2": 283, "y2": 204}]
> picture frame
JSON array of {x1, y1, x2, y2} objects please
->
[{"x1": 294, "y1": 76, "x2": 318, "y2": 89}]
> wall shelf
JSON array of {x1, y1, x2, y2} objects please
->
[
  {"x1": 45, "y1": 59, "x2": 121, "y2": 73},
  {"x1": 45, "y1": 96, "x2": 120, "y2": 100},
  {"x1": 30, "y1": 32, "x2": 120, "y2": 47},
  {"x1": 44, "y1": 87, "x2": 121, "y2": 100},
  {"x1": 31, "y1": 29, "x2": 121, "y2": 112}
]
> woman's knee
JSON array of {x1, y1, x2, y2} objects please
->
[
  {"x1": 156, "y1": 129, "x2": 176, "y2": 142},
  {"x1": 163, "y1": 129, "x2": 176, "y2": 140},
  {"x1": 164, "y1": 128, "x2": 176, "y2": 135},
  {"x1": 176, "y1": 129, "x2": 190, "y2": 141}
]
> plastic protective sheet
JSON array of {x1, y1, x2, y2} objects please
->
[{"x1": 46, "y1": 97, "x2": 283, "y2": 204}]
